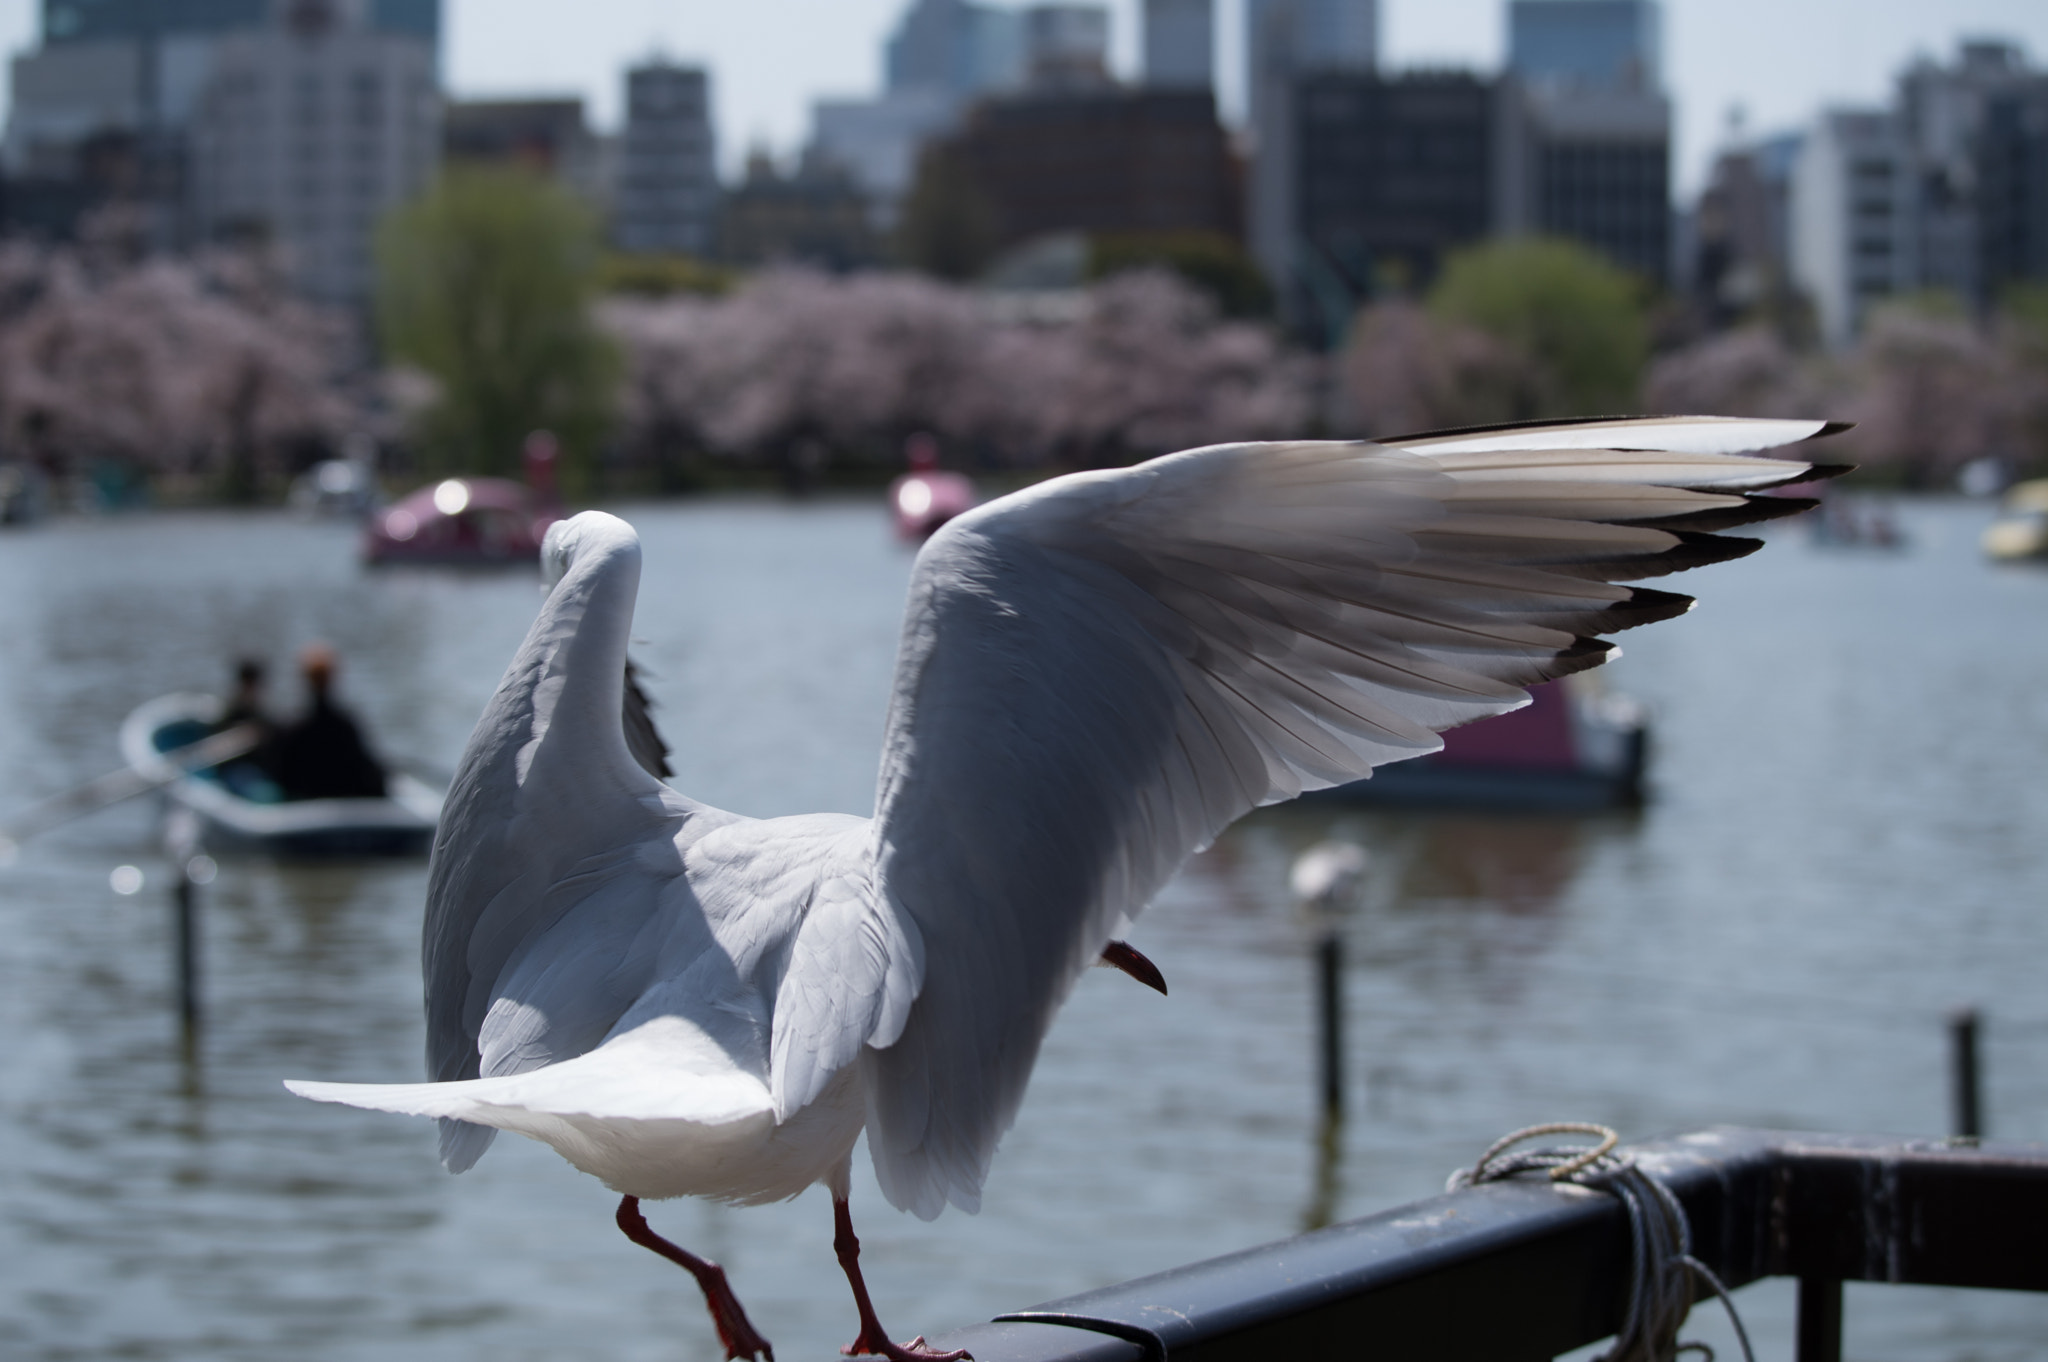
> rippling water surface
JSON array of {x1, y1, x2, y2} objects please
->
[{"x1": 0, "y1": 496, "x2": 2044, "y2": 1361}]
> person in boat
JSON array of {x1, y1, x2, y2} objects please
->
[
  {"x1": 208, "y1": 659, "x2": 283, "y2": 800},
  {"x1": 214, "y1": 659, "x2": 274, "y2": 738},
  {"x1": 269, "y1": 644, "x2": 389, "y2": 801}
]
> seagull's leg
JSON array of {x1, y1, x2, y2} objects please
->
[
  {"x1": 833, "y1": 1195, "x2": 971, "y2": 1362},
  {"x1": 615, "y1": 1195, "x2": 775, "y2": 1362}
]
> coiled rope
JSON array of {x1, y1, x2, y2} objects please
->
[{"x1": 1446, "y1": 1124, "x2": 1756, "y2": 1362}]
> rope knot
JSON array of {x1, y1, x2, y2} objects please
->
[{"x1": 1448, "y1": 1124, "x2": 1754, "y2": 1362}]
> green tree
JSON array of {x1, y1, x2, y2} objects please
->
[
  {"x1": 895, "y1": 142, "x2": 999, "y2": 281},
  {"x1": 376, "y1": 168, "x2": 619, "y2": 487},
  {"x1": 1427, "y1": 237, "x2": 1648, "y2": 418}
]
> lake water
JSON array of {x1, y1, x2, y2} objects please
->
[{"x1": 0, "y1": 494, "x2": 2043, "y2": 1362}]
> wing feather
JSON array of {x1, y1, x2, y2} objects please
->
[{"x1": 859, "y1": 418, "x2": 1847, "y2": 1218}]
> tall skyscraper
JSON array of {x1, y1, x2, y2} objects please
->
[
  {"x1": 1143, "y1": 0, "x2": 1212, "y2": 90},
  {"x1": 1507, "y1": 0, "x2": 1659, "y2": 95},
  {"x1": 1497, "y1": 0, "x2": 1670, "y2": 284},
  {"x1": 612, "y1": 61, "x2": 718, "y2": 257},
  {"x1": 1245, "y1": 0, "x2": 1379, "y2": 317},
  {"x1": 1291, "y1": 71, "x2": 1494, "y2": 342},
  {"x1": 810, "y1": 0, "x2": 1025, "y2": 228},
  {"x1": 885, "y1": 0, "x2": 1024, "y2": 100}
]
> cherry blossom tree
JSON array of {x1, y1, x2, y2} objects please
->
[
  {"x1": 603, "y1": 266, "x2": 1312, "y2": 474},
  {"x1": 1339, "y1": 300, "x2": 1542, "y2": 437},
  {"x1": 0, "y1": 239, "x2": 352, "y2": 497}
]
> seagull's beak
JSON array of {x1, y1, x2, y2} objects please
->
[{"x1": 1097, "y1": 939, "x2": 1168, "y2": 996}]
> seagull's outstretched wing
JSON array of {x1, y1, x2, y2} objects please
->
[{"x1": 857, "y1": 416, "x2": 1847, "y2": 1218}]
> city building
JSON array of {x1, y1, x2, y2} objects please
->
[
  {"x1": 611, "y1": 60, "x2": 718, "y2": 257},
  {"x1": 807, "y1": 0, "x2": 1030, "y2": 229},
  {"x1": 1507, "y1": 0, "x2": 1659, "y2": 95},
  {"x1": 443, "y1": 97, "x2": 606, "y2": 205},
  {"x1": 885, "y1": 0, "x2": 1025, "y2": 101},
  {"x1": 717, "y1": 150, "x2": 882, "y2": 270},
  {"x1": 1290, "y1": 71, "x2": 1493, "y2": 341},
  {"x1": 1690, "y1": 130, "x2": 1802, "y2": 323},
  {"x1": 810, "y1": 88, "x2": 958, "y2": 228},
  {"x1": 39, "y1": 0, "x2": 437, "y2": 44},
  {"x1": 1789, "y1": 109, "x2": 1912, "y2": 348},
  {"x1": 1495, "y1": 79, "x2": 1671, "y2": 282},
  {"x1": 187, "y1": 0, "x2": 439, "y2": 302},
  {"x1": 930, "y1": 86, "x2": 1239, "y2": 258},
  {"x1": 1493, "y1": 0, "x2": 1670, "y2": 284},
  {"x1": 1777, "y1": 40, "x2": 2048, "y2": 346},
  {"x1": 1246, "y1": 0, "x2": 1379, "y2": 313},
  {"x1": 1143, "y1": 0, "x2": 1213, "y2": 90},
  {"x1": 4, "y1": 0, "x2": 441, "y2": 250},
  {"x1": 1896, "y1": 40, "x2": 2048, "y2": 309},
  {"x1": 1022, "y1": 5, "x2": 1112, "y2": 92}
]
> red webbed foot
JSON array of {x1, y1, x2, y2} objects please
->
[{"x1": 841, "y1": 1330, "x2": 971, "y2": 1361}]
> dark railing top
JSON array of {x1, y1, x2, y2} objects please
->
[{"x1": 924, "y1": 1127, "x2": 2048, "y2": 1362}]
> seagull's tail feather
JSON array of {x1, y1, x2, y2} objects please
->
[
  {"x1": 285, "y1": 1016, "x2": 775, "y2": 1130},
  {"x1": 438, "y1": 1117, "x2": 497, "y2": 1173}
]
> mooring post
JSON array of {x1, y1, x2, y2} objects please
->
[
  {"x1": 1949, "y1": 1007, "x2": 1983, "y2": 1139},
  {"x1": 1317, "y1": 929, "x2": 1344, "y2": 1122},
  {"x1": 173, "y1": 864, "x2": 200, "y2": 1038},
  {"x1": 1290, "y1": 841, "x2": 1367, "y2": 1127},
  {"x1": 163, "y1": 806, "x2": 203, "y2": 1044}
]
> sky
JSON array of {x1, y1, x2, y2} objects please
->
[{"x1": 2, "y1": 0, "x2": 2047, "y2": 197}]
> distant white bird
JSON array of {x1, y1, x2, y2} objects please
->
[{"x1": 289, "y1": 417, "x2": 1846, "y2": 1361}]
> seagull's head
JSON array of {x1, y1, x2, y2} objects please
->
[{"x1": 542, "y1": 511, "x2": 640, "y2": 593}]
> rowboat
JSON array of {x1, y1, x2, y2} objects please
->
[{"x1": 119, "y1": 694, "x2": 443, "y2": 856}]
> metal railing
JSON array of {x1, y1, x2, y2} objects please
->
[{"x1": 922, "y1": 1127, "x2": 2048, "y2": 1362}]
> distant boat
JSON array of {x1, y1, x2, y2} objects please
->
[
  {"x1": 1302, "y1": 676, "x2": 1649, "y2": 812},
  {"x1": 120, "y1": 694, "x2": 441, "y2": 857},
  {"x1": 363, "y1": 477, "x2": 559, "y2": 566},
  {"x1": 890, "y1": 467, "x2": 977, "y2": 540},
  {"x1": 1983, "y1": 479, "x2": 2048, "y2": 563},
  {"x1": 889, "y1": 432, "x2": 976, "y2": 540},
  {"x1": 290, "y1": 458, "x2": 380, "y2": 518}
]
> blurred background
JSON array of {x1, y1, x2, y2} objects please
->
[{"x1": 0, "y1": 1, "x2": 2045, "y2": 1360}]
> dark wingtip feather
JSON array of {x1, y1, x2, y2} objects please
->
[
  {"x1": 1601, "y1": 587, "x2": 1695, "y2": 631},
  {"x1": 1547, "y1": 637, "x2": 1618, "y2": 679},
  {"x1": 622, "y1": 659, "x2": 673, "y2": 780},
  {"x1": 1748, "y1": 460, "x2": 1856, "y2": 492},
  {"x1": 1814, "y1": 421, "x2": 1855, "y2": 440},
  {"x1": 1631, "y1": 494, "x2": 1820, "y2": 533},
  {"x1": 1551, "y1": 532, "x2": 1766, "y2": 582}
]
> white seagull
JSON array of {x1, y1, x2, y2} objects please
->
[{"x1": 289, "y1": 417, "x2": 1846, "y2": 1361}]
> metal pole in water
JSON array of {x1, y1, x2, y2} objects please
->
[
  {"x1": 1949, "y1": 1007, "x2": 1983, "y2": 1139},
  {"x1": 1317, "y1": 930, "x2": 1344, "y2": 1122},
  {"x1": 1291, "y1": 842, "x2": 1367, "y2": 1127},
  {"x1": 174, "y1": 864, "x2": 200, "y2": 1038},
  {"x1": 162, "y1": 805, "x2": 204, "y2": 1044}
]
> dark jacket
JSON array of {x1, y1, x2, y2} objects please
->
[{"x1": 270, "y1": 696, "x2": 387, "y2": 801}]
